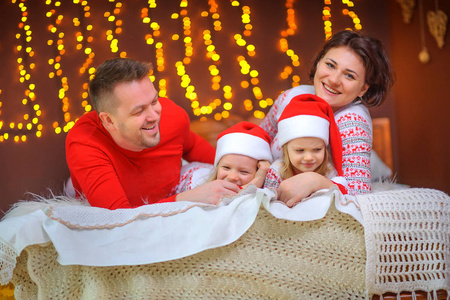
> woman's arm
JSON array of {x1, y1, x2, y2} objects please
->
[
  {"x1": 67, "y1": 142, "x2": 133, "y2": 209},
  {"x1": 336, "y1": 112, "x2": 372, "y2": 195}
]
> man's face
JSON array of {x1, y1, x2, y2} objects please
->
[{"x1": 103, "y1": 77, "x2": 162, "y2": 152}]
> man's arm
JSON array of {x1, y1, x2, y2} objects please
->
[
  {"x1": 175, "y1": 180, "x2": 240, "y2": 205},
  {"x1": 182, "y1": 130, "x2": 215, "y2": 164},
  {"x1": 67, "y1": 142, "x2": 133, "y2": 210},
  {"x1": 68, "y1": 140, "x2": 238, "y2": 208}
]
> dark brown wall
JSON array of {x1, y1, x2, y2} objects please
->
[
  {"x1": 3, "y1": 0, "x2": 443, "y2": 217},
  {"x1": 387, "y1": 1, "x2": 450, "y2": 193}
]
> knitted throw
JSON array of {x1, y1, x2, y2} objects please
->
[
  {"x1": 11, "y1": 206, "x2": 367, "y2": 299},
  {"x1": 3, "y1": 188, "x2": 450, "y2": 299},
  {"x1": 358, "y1": 188, "x2": 450, "y2": 296}
]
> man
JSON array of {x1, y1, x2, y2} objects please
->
[{"x1": 66, "y1": 58, "x2": 239, "y2": 209}]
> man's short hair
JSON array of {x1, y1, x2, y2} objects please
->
[{"x1": 89, "y1": 58, "x2": 152, "y2": 113}]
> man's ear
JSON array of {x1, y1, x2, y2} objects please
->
[{"x1": 99, "y1": 112, "x2": 116, "y2": 132}]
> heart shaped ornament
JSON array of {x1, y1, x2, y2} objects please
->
[
  {"x1": 397, "y1": 0, "x2": 416, "y2": 23},
  {"x1": 427, "y1": 10, "x2": 448, "y2": 49}
]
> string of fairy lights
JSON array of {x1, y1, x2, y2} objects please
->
[{"x1": 0, "y1": 0, "x2": 362, "y2": 143}]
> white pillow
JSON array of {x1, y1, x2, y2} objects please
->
[{"x1": 371, "y1": 150, "x2": 392, "y2": 182}]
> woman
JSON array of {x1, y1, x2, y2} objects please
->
[{"x1": 260, "y1": 30, "x2": 394, "y2": 206}]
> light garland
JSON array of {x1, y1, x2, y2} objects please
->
[
  {"x1": 2, "y1": 0, "x2": 42, "y2": 143},
  {"x1": 342, "y1": 0, "x2": 362, "y2": 31},
  {"x1": 0, "y1": 0, "x2": 364, "y2": 143},
  {"x1": 47, "y1": 0, "x2": 73, "y2": 135},
  {"x1": 323, "y1": 0, "x2": 362, "y2": 40},
  {"x1": 105, "y1": 0, "x2": 124, "y2": 56},
  {"x1": 280, "y1": 0, "x2": 301, "y2": 89}
]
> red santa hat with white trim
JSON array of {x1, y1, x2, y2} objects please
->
[
  {"x1": 277, "y1": 94, "x2": 343, "y2": 176},
  {"x1": 215, "y1": 121, "x2": 273, "y2": 166}
]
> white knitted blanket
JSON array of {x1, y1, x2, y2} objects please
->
[
  {"x1": 358, "y1": 188, "x2": 450, "y2": 295},
  {"x1": 1, "y1": 187, "x2": 449, "y2": 299}
]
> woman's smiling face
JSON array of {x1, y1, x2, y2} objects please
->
[{"x1": 313, "y1": 46, "x2": 369, "y2": 111}]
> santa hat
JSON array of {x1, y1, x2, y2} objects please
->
[
  {"x1": 215, "y1": 121, "x2": 273, "y2": 166},
  {"x1": 277, "y1": 94, "x2": 343, "y2": 176}
]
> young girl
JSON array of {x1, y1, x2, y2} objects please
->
[
  {"x1": 177, "y1": 121, "x2": 273, "y2": 193},
  {"x1": 211, "y1": 121, "x2": 272, "y2": 189},
  {"x1": 264, "y1": 94, "x2": 348, "y2": 206}
]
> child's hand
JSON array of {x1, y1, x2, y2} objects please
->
[
  {"x1": 254, "y1": 161, "x2": 271, "y2": 180},
  {"x1": 242, "y1": 160, "x2": 272, "y2": 189},
  {"x1": 256, "y1": 160, "x2": 271, "y2": 173},
  {"x1": 277, "y1": 172, "x2": 333, "y2": 207}
]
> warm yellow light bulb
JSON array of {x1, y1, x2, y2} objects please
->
[{"x1": 223, "y1": 102, "x2": 232, "y2": 110}]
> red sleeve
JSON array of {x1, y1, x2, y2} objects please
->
[
  {"x1": 67, "y1": 141, "x2": 133, "y2": 210},
  {"x1": 159, "y1": 195, "x2": 177, "y2": 203},
  {"x1": 182, "y1": 129, "x2": 215, "y2": 164}
]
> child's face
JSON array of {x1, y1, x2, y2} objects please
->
[
  {"x1": 286, "y1": 137, "x2": 326, "y2": 174},
  {"x1": 216, "y1": 154, "x2": 258, "y2": 186}
]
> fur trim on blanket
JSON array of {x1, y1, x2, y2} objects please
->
[
  {"x1": 1, "y1": 193, "x2": 90, "y2": 221},
  {"x1": 2, "y1": 178, "x2": 406, "y2": 221},
  {"x1": 371, "y1": 176, "x2": 409, "y2": 192}
]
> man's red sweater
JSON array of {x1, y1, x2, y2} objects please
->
[{"x1": 66, "y1": 98, "x2": 215, "y2": 210}]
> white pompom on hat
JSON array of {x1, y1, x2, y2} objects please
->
[
  {"x1": 277, "y1": 94, "x2": 343, "y2": 176},
  {"x1": 215, "y1": 121, "x2": 273, "y2": 166}
]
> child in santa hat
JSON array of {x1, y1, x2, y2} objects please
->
[
  {"x1": 209, "y1": 121, "x2": 273, "y2": 189},
  {"x1": 264, "y1": 94, "x2": 348, "y2": 205},
  {"x1": 177, "y1": 121, "x2": 273, "y2": 193}
]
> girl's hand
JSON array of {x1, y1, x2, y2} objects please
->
[
  {"x1": 256, "y1": 160, "x2": 271, "y2": 173},
  {"x1": 277, "y1": 172, "x2": 333, "y2": 207},
  {"x1": 242, "y1": 160, "x2": 272, "y2": 189}
]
